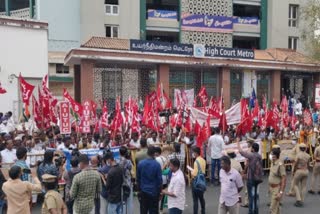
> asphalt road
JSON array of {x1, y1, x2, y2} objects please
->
[{"x1": 31, "y1": 173, "x2": 320, "y2": 214}]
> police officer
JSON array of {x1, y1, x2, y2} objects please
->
[
  {"x1": 292, "y1": 144, "x2": 310, "y2": 207},
  {"x1": 42, "y1": 174, "x2": 67, "y2": 214},
  {"x1": 227, "y1": 149, "x2": 242, "y2": 173},
  {"x1": 309, "y1": 141, "x2": 320, "y2": 194},
  {"x1": 268, "y1": 147, "x2": 286, "y2": 214},
  {"x1": 286, "y1": 136, "x2": 299, "y2": 197}
]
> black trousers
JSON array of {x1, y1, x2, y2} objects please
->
[
  {"x1": 192, "y1": 183, "x2": 206, "y2": 214},
  {"x1": 139, "y1": 191, "x2": 159, "y2": 214}
]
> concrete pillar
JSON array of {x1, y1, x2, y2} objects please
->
[
  {"x1": 157, "y1": 64, "x2": 170, "y2": 95},
  {"x1": 80, "y1": 60, "x2": 95, "y2": 102},
  {"x1": 270, "y1": 70, "x2": 281, "y2": 103},
  {"x1": 221, "y1": 67, "x2": 231, "y2": 108},
  {"x1": 242, "y1": 70, "x2": 257, "y2": 98}
]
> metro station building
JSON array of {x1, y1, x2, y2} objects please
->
[{"x1": 65, "y1": 37, "x2": 320, "y2": 109}]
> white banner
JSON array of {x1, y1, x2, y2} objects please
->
[
  {"x1": 190, "y1": 102, "x2": 241, "y2": 126},
  {"x1": 174, "y1": 88, "x2": 194, "y2": 107},
  {"x1": 222, "y1": 140, "x2": 262, "y2": 162}
]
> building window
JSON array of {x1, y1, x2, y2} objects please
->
[
  {"x1": 105, "y1": 0, "x2": 119, "y2": 15},
  {"x1": 56, "y1": 64, "x2": 69, "y2": 74},
  {"x1": 289, "y1": 4, "x2": 299, "y2": 27},
  {"x1": 105, "y1": 25, "x2": 119, "y2": 38},
  {"x1": 288, "y1": 37, "x2": 298, "y2": 50}
]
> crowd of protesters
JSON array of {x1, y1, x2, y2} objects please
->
[{"x1": 0, "y1": 96, "x2": 319, "y2": 214}]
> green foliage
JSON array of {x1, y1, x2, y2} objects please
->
[{"x1": 301, "y1": 0, "x2": 320, "y2": 60}]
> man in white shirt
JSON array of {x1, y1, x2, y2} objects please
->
[
  {"x1": 219, "y1": 156, "x2": 243, "y2": 214},
  {"x1": 129, "y1": 132, "x2": 140, "y2": 149},
  {"x1": 147, "y1": 131, "x2": 160, "y2": 146},
  {"x1": 1, "y1": 140, "x2": 17, "y2": 166},
  {"x1": 295, "y1": 99, "x2": 302, "y2": 116},
  {"x1": 177, "y1": 131, "x2": 191, "y2": 157},
  {"x1": 162, "y1": 158, "x2": 185, "y2": 214},
  {"x1": 208, "y1": 127, "x2": 224, "y2": 185}
]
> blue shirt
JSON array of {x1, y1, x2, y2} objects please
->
[
  {"x1": 313, "y1": 113, "x2": 318, "y2": 123},
  {"x1": 37, "y1": 163, "x2": 59, "y2": 181},
  {"x1": 14, "y1": 160, "x2": 29, "y2": 181},
  {"x1": 137, "y1": 158, "x2": 162, "y2": 196}
]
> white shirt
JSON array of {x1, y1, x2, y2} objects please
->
[
  {"x1": 57, "y1": 143, "x2": 66, "y2": 151},
  {"x1": 129, "y1": 139, "x2": 140, "y2": 149},
  {"x1": 167, "y1": 169, "x2": 185, "y2": 210},
  {"x1": 156, "y1": 155, "x2": 168, "y2": 185},
  {"x1": 1, "y1": 149, "x2": 17, "y2": 164},
  {"x1": 219, "y1": 168, "x2": 244, "y2": 206},
  {"x1": 295, "y1": 103, "x2": 302, "y2": 115},
  {"x1": 208, "y1": 134, "x2": 224, "y2": 159},
  {"x1": 147, "y1": 138, "x2": 159, "y2": 146},
  {"x1": 179, "y1": 136, "x2": 191, "y2": 157}
]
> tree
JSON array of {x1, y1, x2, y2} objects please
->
[{"x1": 301, "y1": 0, "x2": 320, "y2": 60}]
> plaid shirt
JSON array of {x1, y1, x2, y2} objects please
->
[
  {"x1": 168, "y1": 153, "x2": 185, "y2": 171},
  {"x1": 70, "y1": 168, "x2": 102, "y2": 214}
]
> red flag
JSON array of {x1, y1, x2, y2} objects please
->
[
  {"x1": 50, "y1": 99, "x2": 58, "y2": 125},
  {"x1": 101, "y1": 101, "x2": 109, "y2": 129},
  {"x1": 197, "y1": 86, "x2": 208, "y2": 107},
  {"x1": 63, "y1": 89, "x2": 83, "y2": 116},
  {"x1": 142, "y1": 96, "x2": 150, "y2": 125},
  {"x1": 252, "y1": 99, "x2": 259, "y2": 119},
  {"x1": 19, "y1": 74, "x2": 35, "y2": 105},
  {"x1": 0, "y1": 82, "x2": 7, "y2": 94},
  {"x1": 157, "y1": 83, "x2": 171, "y2": 110},
  {"x1": 131, "y1": 115, "x2": 140, "y2": 134},
  {"x1": 203, "y1": 115, "x2": 211, "y2": 140},
  {"x1": 303, "y1": 109, "x2": 312, "y2": 126},
  {"x1": 271, "y1": 101, "x2": 280, "y2": 131},
  {"x1": 110, "y1": 97, "x2": 123, "y2": 133},
  {"x1": 238, "y1": 98, "x2": 252, "y2": 135},
  {"x1": 184, "y1": 115, "x2": 192, "y2": 133},
  {"x1": 208, "y1": 97, "x2": 220, "y2": 118},
  {"x1": 219, "y1": 111, "x2": 228, "y2": 134},
  {"x1": 262, "y1": 94, "x2": 267, "y2": 112},
  {"x1": 280, "y1": 96, "x2": 288, "y2": 114},
  {"x1": 291, "y1": 115, "x2": 297, "y2": 130},
  {"x1": 93, "y1": 119, "x2": 100, "y2": 134},
  {"x1": 196, "y1": 116, "x2": 210, "y2": 156},
  {"x1": 91, "y1": 100, "x2": 97, "y2": 123},
  {"x1": 194, "y1": 120, "x2": 201, "y2": 136},
  {"x1": 32, "y1": 95, "x2": 42, "y2": 128}
]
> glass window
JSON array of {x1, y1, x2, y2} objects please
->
[
  {"x1": 230, "y1": 71, "x2": 242, "y2": 104},
  {"x1": 105, "y1": 0, "x2": 118, "y2": 5},
  {"x1": 56, "y1": 64, "x2": 69, "y2": 74},
  {"x1": 288, "y1": 37, "x2": 298, "y2": 50},
  {"x1": 289, "y1": 4, "x2": 299, "y2": 27},
  {"x1": 105, "y1": 25, "x2": 119, "y2": 38}
]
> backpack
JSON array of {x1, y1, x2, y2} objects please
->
[
  {"x1": 192, "y1": 160, "x2": 206, "y2": 193},
  {"x1": 251, "y1": 154, "x2": 263, "y2": 184}
]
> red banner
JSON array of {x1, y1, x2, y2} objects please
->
[
  {"x1": 81, "y1": 100, "x2": 91, "y2": 133},
  {"x1": 303, "y1": 109, "x2": 312, "y2": 126},
  {"x1": 59, "y1": 101, "x2": 71, "y2": 134}
]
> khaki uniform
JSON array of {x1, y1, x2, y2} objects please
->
[
  {"x1": 42, "y1": 190, "x2": 65, "y2": 214},
  {"x1": 287, "y1": 144, "x2": 300, "y2": 195},
  {"x1": 268, "y1": 160, "x2": 286, "y2": 214},
  {"x1": 310, "y1": 146, "x2": 320, "y2": 191},
  {"x1": 293, "y1": 151, "x2": 310, "y2": 202},
  {"x1": 231, "y1": 158, "x2": 243, "y2": 173}
]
